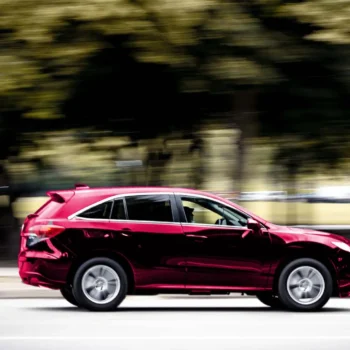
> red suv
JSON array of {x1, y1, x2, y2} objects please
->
[{"x1": 18, "y1": 185, "x2": 350, "y2": 311}]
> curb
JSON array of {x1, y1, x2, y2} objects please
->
[
  {"x1": 0, "y1": 289, "x2": 61, "y2": 299},
  {"x1": 0, "y1": 294, "x2": 252, "y2": 300},
  {"x1": 0, "y1": 269, "x2": 19, "y2": 278},
  {"x1": 0, "y1": 277, "x2": 20, "y2": 282},
  {"x1": 0, "y1": 287, "x2": 252, "y2": 299},
  {"x1": 0, "y1": 271, "x2": 253, "y2": 299}
]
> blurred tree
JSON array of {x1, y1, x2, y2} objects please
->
[
  {"x1": 254, "y1": 0, "x2": 350, "y2": 198},
  {"x1": 0, "y1": 0, "x2": 282, "y2": 192},
  {"x1": 280, "y1": 0, "x2": 350, "y2": 45},
  {"x1": 0, "y1": 0, "x2": 348, "y2": 221},
  {"x1": 0, "y1": 0, "x2": 348, "y2": 125}
]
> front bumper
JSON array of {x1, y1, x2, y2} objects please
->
[{"x1": 333, "y1": 252, "x2": 350, "y2": 297}]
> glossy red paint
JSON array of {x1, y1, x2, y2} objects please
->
[
  {"x1": 18, "y1": 186, "x2": 350, "y2": 298},
  {"x1": 182, "y1": 224, "x2": 271, "y2": 290}
]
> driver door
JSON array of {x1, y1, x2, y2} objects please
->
[{"x1": 176, "y1": 194, "x2": 270, "y2": 290}]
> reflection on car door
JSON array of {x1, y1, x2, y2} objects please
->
[
  {"x1": 176, "y1": 194, "x2": 271, "y2": 291},
  {"x1": 108, "y1": 194, "x2": 187, "y2": 290}
]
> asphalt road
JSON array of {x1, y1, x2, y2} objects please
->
[{"x1": 1, "y1": 296, "x2": 350, "y2": 350}]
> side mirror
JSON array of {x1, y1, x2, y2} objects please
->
[{"x1": 247, "y1": 218, "x2": 261, "y2": 234}]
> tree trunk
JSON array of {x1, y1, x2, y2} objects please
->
[
  {"x1": 235, "y1": 130, "x2": 245, "y2": 194},
  {"x1": 287, "y1": 165, "x2": 299, "y2": 225},
  {"x1": 145, "y1": 141, "x2": 172, "y2": 186},
  {"x1": 0, "y1": 163, "x2": 19, "y2": 261},
  {"x1": 233, "y1": 89, "x2": 258, "y2": 194},
  {"x1": 189, "y1": 136, "x2": 205, "y2": 189}
]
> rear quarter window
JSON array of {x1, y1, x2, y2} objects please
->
[{"x1": 76, "y1": 201, "x2": 113, "y2": 219}]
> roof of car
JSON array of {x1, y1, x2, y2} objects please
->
[
  {"x1": 47, "y1": 185, "x2": 268, "y2": 224},
  {"x1": 72, "y1": 186, "x2": 211, "y2": 196},
  {"x1": 68, "y1": 186, "x2": 239, "y2": 208}
]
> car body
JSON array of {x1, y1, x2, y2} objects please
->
[{"x1": 18, "y1": 185, "x2": 350, "y2": 311}]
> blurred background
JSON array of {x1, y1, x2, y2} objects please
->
[{"x1": 0, "y1": 0, "x2": 349, "y2": 261}]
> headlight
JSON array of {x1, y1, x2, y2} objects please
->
[{"x1": 332, "y1": 241, "x2": 350, "y2": 253}]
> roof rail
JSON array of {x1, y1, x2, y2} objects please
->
[{"x1": 75, "y1": 183, "x2": 90, "y2": 190}]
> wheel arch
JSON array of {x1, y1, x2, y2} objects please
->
[
  {"x1": 66, "y1": 250, "x2": 136, "y2": 294},
  {"x1": 271, "y1": 243, "x2": 339, "y2": 296}
]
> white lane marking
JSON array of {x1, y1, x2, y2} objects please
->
[{"x1": 1, "y1": 336, "x2": 350, "y2": 340}]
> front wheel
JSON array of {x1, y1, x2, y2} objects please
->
[
  {"x1": 277, "y1": 258, "x2": 333, "y2": 311},
  {"x1": 73, "y1": 257, "x2": 128, "y2": 311},
  {"x1": 256, "y1": 293, "x2": 283, "y2": 309}
]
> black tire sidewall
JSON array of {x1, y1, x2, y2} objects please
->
[
  {"x1": 60, "y1": 285, "x2": 79, "y2": 307},
  {"x1": 73, "y1": 257, "x2": 128, "y2": 311},
  {"x1": 256, "y1": 293, "x2": 283, "y2": 309},
  {"x1": 278, "y1": 258, "x2": 332, "y2": 311}
]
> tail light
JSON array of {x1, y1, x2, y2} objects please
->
[
  {"x1": 23, "y1": 224, "x2": 65, "y2": 248},
  {"x1": 26, "y1": 225, "x2": 65, "y2": 239},
  {"x1": 21, "y1": 214, "x2": 38, "y2": 235}
]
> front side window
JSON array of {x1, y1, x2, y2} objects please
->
[
  {"x1": 77, "y1": 201, "x2": 112, "y2": 219},
  {"x1": 125, "y1": 195, "x2": 174, "y2": 222},
  {"x1": 179, "y1": 195, "x2": 248, "y2": 227}
]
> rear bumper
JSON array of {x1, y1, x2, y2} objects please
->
[{"x1": 18, "y1": 253, "x2": 72, "y2": 289}]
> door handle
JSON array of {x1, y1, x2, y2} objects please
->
[
  {"x1": 121, "y1": 228, "x2": 132, "y2": 237},
  {"x1": 121, "y1": 232, "x2": 131, "y2": 237},
  {"x1": 186, "y1": 234, "x2": 208, "y2": 239}
]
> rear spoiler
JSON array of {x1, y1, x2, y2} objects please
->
[
  {"x1": 46, "y1": 190, "x2": 75, "y2": 203},
  {"x1": 44, "y1": 184, "x2": 88, "y2": 204},
  {"x1": 75, "y1": 183, "x2": 90, "y2": 190}
]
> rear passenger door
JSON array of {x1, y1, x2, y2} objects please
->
[{"x1": 108, "y1": 193, "x2": 186, "y2": 290}]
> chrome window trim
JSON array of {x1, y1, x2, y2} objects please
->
[
  {"x1": 175, "y1": 192, "x2": 251, "y2": 227},
  {"x1": 68, "y1": 191, "x2": 253, "y2": 229},
  {"x1": 181, "y1": 223, "x2": 246, "y2": 229},
  {"x1": 74, "y1": 217, "x2": 110, "y2": 222},
  {"x1": 74, "y1": 216, "x2": 181, "y2": 226},
  {"x1": 73, "y1": 216, "x2": 243, "y2": 228},
  {"x1": 68, "y1": 192, "x2": 175, "y2": 220}
]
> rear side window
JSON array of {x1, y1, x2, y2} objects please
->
[
  {"x1": 125, "y1": 195, "x2": 173, "y2": 222},
  {"x1": 77, "y1": 201, "x2": 112, "y2": 219}
]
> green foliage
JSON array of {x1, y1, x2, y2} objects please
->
[{"x1": 0, "y1": 0, "x2": 349, "y2": 171}]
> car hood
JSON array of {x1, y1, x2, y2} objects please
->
[{"x1": 266, "y1": 223, "x2": 350, "y2": 243}]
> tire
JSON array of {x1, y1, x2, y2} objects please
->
[
  {"x1": 277, "y1": 258, "x2": 333, "y2": 311},
  {"x1": 72, "y1": 257, "x2": 128, "y2": 311},
  {"x1": 60, "y1": 285, "x2": 79, "y2": 307},
  {"x1": 256, "y1": 293, "x2": 283, "y2": 309}
]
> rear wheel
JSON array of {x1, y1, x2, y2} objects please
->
[
  {"x1": 256, "y1": 293, "x2": 283, "y2": 309},
  {"x1": 60, "y1": 285, "x2": 79, "y2": 307},
  {"x1": 277, "y1": 258, "x2": 332, "y2": 311},
  {"x1": 73, "y1": 257, "x2": 128, "y2": 311}
]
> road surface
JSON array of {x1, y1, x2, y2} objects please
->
[{"x1": 1, "y1": 295, "x2": 350, "y2": 350}]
